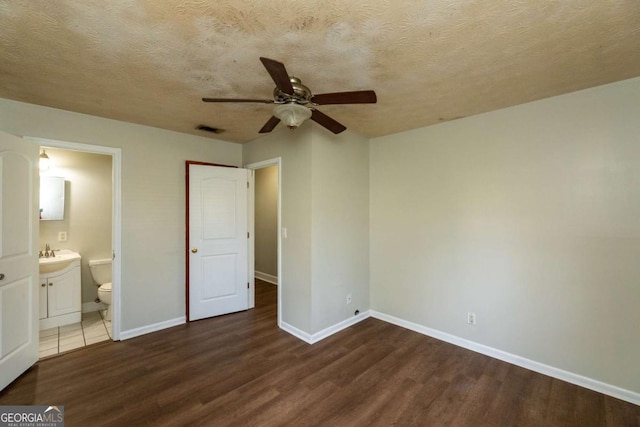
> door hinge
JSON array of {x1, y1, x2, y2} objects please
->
[
  {"x1": 247, "y1": 232, "x2": 250, "y2": 238},
  {"x1": 247, "y1": 282, "x2": 250, "y2": 289}
]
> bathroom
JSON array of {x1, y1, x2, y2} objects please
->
[{"x1": 38, "y1": 147, "x2": 114, "y2": 357}]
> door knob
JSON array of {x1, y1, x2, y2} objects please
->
[
  {"x1": 191, "y1": 248, "x2": 198, "y2": 253},
  {"x1": 0, "y1": 273, "x2": 4, "y2": 280},
  {"x1": 41, "y1": 283, "x2": 46, "y2": 287},
  {"x1": 49, "y1": 283, "x2": 53, "y2": 286}
]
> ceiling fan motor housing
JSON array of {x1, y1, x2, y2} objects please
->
[{"x1": 273, "y1": 77, "x2": 313, "y2": 104}]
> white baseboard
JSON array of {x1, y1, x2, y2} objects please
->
[
  {"x1": 119, "y1": 316, "x2": 186, "y2": 341},
  {"x1": 255, "y1": 271, "x2": 278, "y2": 285},
  {"x1": 310, "y1": 310, "x2": 371, "y2": 343},
  {"x1": 82, "y1": 301, "x2": 106, "y2": 313},
  {"x1": 280, "y1": 310, "x2": 371, "y2": 345},
  {"x1": 279, "y1": 321, "x2": 313, "y2": 344},
  {"x1": 371, "y1": 311, "x2": 640, "y2": 406},
  {"x1": 40, "y1": 312, "x2": 82, "y2": 330}
]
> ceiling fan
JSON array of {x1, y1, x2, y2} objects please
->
[{"x1": 202, "y1": 57, "x2": 377, "y2": 135}]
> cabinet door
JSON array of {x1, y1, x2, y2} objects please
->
[
  {"x1": 47, "y1": 267, "x2": 81, "y2": 318},
  {"x1": 39, "y1": 280, "x2": 48, "y2": 319}
]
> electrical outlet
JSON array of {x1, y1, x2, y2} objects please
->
[
  {"x1": 467, "y1": 312, "x2": 476, "y2": 325},
  {"x1": 58, "y1": 231, "x2": 67, "y2": 242},
  {"x1": 346, "y1": 293, "x2": 352, "y2": 305}
]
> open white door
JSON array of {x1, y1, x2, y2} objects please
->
[
  {"x1": 188, "y1": 164, "x2": 250, "y2": 321},
  {"x1": 0, "y1": 131, "x2": 39, "y2": 391}
]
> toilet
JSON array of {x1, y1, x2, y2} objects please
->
[{"x1": 89, "y1": 258, "x2": 112, "y2": 321}]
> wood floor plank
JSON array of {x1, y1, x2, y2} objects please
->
[
  {"x1": 1, "y1": 280, "x2": 638, "y2": 426},
  {"x1": 449, "y1": 374, "x2": 502, "y2": 426},
  {"x1": 513, "y1": 370, "x2": 553, "y2": 426},
  {"x1": 357, "y1": 377, "x2": 425, "y2": 426}
]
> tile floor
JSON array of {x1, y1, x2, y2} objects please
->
[{"x1": 39, "y1": 310, "x2": 112, "y2": 358}]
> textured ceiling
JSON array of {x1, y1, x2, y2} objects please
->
[{"x1": 1, "y1": 1, "x2": 640, "y2": 143}]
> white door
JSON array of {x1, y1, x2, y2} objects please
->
[
  {"x1": 0, "y1": 131, "x2": 39, "y2": 391},
  {"x1": 188, "y1": 165, "x2": 250, "y2": 321}
]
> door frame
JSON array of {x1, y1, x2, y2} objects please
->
[
  {"x1": 24, "y1": 137, "x2": 122, "y2": 340},
  {"x1": 245, "y1": 157, "x2": 282, "y2": 328}
]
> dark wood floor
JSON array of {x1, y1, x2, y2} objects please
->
[{"x1": 1, "y1": 280, "x2": 638, "y2": 426}]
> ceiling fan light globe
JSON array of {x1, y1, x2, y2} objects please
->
[{"x1": 273, "y1": 103, "x2": 311, "y2": 129}]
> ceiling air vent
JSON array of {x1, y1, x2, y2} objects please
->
[{"x1": 196, "y1": 125, "x2": 224, "y2": 134}]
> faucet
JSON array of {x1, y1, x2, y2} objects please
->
[{"x1": 44, "y1": 244, "x2": 50, "y2": 258}]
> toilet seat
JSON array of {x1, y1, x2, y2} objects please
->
[{"x1": 99, "y1": 282, "x2": 112, "y2": 292}]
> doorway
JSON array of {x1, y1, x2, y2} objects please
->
[
  {"x1": 27, "y1": 137, "x2": 122, "y2": 349},
  {"x1": 246, "y1": 158, "x2": 282, "y2": 325}
]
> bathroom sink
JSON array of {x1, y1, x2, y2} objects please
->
[{"x1": 39, "y1": 250, "x2": 81, "y2": 274}]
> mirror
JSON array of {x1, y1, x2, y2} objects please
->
[{"x1": 40, "y1": 176, "x2": 65, "y2": 220}]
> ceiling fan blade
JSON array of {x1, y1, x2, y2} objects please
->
[
  {"x1": 311, "y1": 110, "x2": 347, "y2": 134},
  {"x1": 259, "y1": 116, "x2": 281, "y2": 133},
  {"x1": 311, "y1": 90, "x2": 377, "y2": 105},
  {"x1": 202, "y1": 97, "x2": 274, "y2": 103},
  {"x1": 260, "y1": 57, "x2": 295, "y2": 95}
]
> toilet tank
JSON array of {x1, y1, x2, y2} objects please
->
[{"x1": 89, "y1": 258, "x2": 112, "y2": 285}]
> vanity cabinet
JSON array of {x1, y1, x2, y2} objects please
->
[{"x1": 39, "y1": 258, "x2": 81, "y2": 329}]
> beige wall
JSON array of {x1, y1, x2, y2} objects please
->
[
  {"x1": 40, "y1": 148, "x2": 112, "y2": 304},
  {"x1": 243, "y1": 123, "x2": 370, "y2": 335},
  {"x1": 243, "y1": 124, "x2": 313, "y2": 332},
  {"x1": 254, "y1": 166, "x2": 278, "y2": 278},
  {"x1": 0, "y1": 97, "x2": 242, "y2": 332},
  {"x1": 311, "y1": 127, "x2": 369, "y2": 333},
  {"x1": 370, "y1": 77, "x2": 640, "y2": 394}
]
